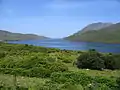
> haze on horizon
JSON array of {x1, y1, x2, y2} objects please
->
[{"x1": 0, "y1": 0, "x2": 120, "y2": 38}]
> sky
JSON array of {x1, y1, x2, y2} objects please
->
[{"x1": 0, "y1": 0, "x2": 120, "y2": 38}]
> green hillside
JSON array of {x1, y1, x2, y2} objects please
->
[
  {"x1": 0, "y1": 30, "x2": 48, "y2": 41},
  {"x1": 0, "y1": 43, "x2": 120, "y2": 89},
  {"x1": 65, "y1": 23, "x2": 120, "y2": 43}
]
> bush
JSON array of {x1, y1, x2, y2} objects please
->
[
  {"x1": 0, "y1": 52, "x2": 6, "y2": 58},
  {"x1": 116, "y1": 77, "x2": 120, "y2": 88},
  {"x1": 61, "y1": 83, "x2": 84, "y2": 90},
  {"x1": 94, "y1": 76, "x2": 116, "y2": 88},
  {"x1": 48, "y1": 62, "x2": 68, "y2": 72},
  {"x1": 113, "y1": 54, "x2": 120, "y2": 69},
  {"x1": 104, "y1": 54, "x2": 116, "y2": 70},
  {"x1": 50, "y1": 72, "x2": 93, "y2": 86},
  {"x1": 76, "y1": 50, "x2": 105, "y2": 70},
  {"x1": 28, "y1": 67, "x2": 51, "y2": 78},
  {"x1": 76, "y1": 50, "x2": 120, "y2": 70},
  {"x1": 62, "y1": 57, "x2": 73, "y2": 63},
  {"x1": 0, "y1": 67, "x2": 51, "y2": 78}
]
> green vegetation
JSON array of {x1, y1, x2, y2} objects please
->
[
  {"x1": 77, "y1": 49, "x2": 120, "y2": 70},
  {"x1": 0, "y1": 43, "x2": 120, "y2": 90},
  {"x1": 65, "y1": 23, "x2": 120, "y2": 43},
  {"x1": 0, "y1": 30, "x2": 48, "y2": 41}
]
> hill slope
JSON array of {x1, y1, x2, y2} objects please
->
[
  {"x1": 80, "y1": 22, "x2": 112, "y2": 32},
  {"x1": 65, "y1": 22, "x2": 120, "y2": 43},
  {"x1": 0, "y1": 30, "x2": 48, "y2": 41}
]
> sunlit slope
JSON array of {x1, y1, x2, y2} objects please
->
[{"x1": 65, "y1": 23, "x2": 120, "y2": 43}]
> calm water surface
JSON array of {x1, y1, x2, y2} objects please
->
[{"x1": 8, "y1": 39, "x2": 120, "y2": 53}]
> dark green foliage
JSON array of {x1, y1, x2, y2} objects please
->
[
  {"x1": 50, "y1": 72, "x2": 93, "y2": 86},
  {"x1": 104, "y1": 54, "x2": 120, "y2": 70},
  {"x1": 104, "y1": 54, "x2": 116, "y2": 70},
  {"x1": 0, "y1": 52, "x2": 6, "y2": 58},
  {"x1": 112, "y1": 55, "x2": 120, "y2": 69},
  {"x1": 50, "y1": 72, "x2": 118, "y2": 89},
  {"x1": 94, "y1": 76, "x2": 117, "y2": 88},
  {"x1": 28, "y1": 67, "x2": 51, "y2": 78},
  {"x1": 77, "y1": 50, "x2": 120, "y2": 70},
  {"x1": 116, "y1": 77, "x2": 120, "y2": 88},
  {"x1": 77, "y1": 50, "x2": 105, "y2": 70}
]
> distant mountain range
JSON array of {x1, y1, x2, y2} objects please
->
[
  {"x1": 65, "y1": 22, "x2": 120, "y2": 43},
  {"x1": 0, "y1": 30, "x2": 48, "y2": 41}
]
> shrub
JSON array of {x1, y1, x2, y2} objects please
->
[
  {"x1": 61, "y1": 83, "x2": 84, "y2": 90},
  {"x1": 48, "y1": 62, "x2": 68, "y2": 72},
  {"x1": 0, "y1": 52, "x2": 6, "y2": 58},
  {"x1": 76, "y1": 50, "x2": 105, "y2": 70},
  {"x1": 104, "y1": 54, "x2": 116, "y2": 70},
  {"x1": 62, "y1": 57, "x2": 73, "y2": 63},
  {"x1": 113, "y1": 54, "x2": 120, "y2": 69},
  {"x1": 28, "y1": 67, "x2": 51, "y2": 78},
  {"x1": 116, "y1": 77, "x2": 120, "y2": 88},
  {"x1": 50, "y1": 72, "x2": 93, "y2": 86},
  {"x1": 94, "y1": 76, "x2": 116, "y2": 88}
]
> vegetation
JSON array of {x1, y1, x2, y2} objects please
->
[
  {"x1": 76, "y1": 49, "x2": 120, "y2": 70},
  {"x1": 0, "y1": 42, "x2": 120, "y2": 90},
  {"x1": 65, "y1": 22, "x2": 120, "y2": 43},
  {"x1": 0, "y1": 30, "x2": 48, "y2": 41}
]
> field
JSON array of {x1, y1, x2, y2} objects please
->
[{"x1": 0, "y1": 42, "x2": 120, "y2": 90}]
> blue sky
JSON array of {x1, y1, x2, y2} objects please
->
[{"x1": 0, "y1": 0, "x2": 120, "y2": 38}]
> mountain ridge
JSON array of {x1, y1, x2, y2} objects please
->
[
  {"x1": 65, "y1": 22, "x2": 120, "y2": 43},
  {"x1": 81, "y1": 22, "x2": 113, "y2": 32},
  {"x1": 0, "y1": 30, "x2": 49, "y2": 41}
]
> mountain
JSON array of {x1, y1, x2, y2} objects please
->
[
  {"x1": 0, "y1": 30, "x2": 49, "y2": 41},
  {"x1": 65, "y1": 22, "x2": 120, "y2": 43},
  {"x1": 80, "y1": 22, "x2": 113, "y2": 32}
]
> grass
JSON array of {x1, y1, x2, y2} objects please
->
[
  {"x1": 0, "y1": 43, "x2": 120, "y2": 89},
  {"x1": 0, "y1": 65, "x2": 120, "y2": 88},
  {"x1": 67, "y1": 63, "x2": 120, "y2": 77},
  {"x1": 0, "y1": 64, "x2": 120, "y2": 89},
  {"x1": 0, "y1": 74, "x2": 49, "y2": 88}
]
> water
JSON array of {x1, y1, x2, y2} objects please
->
[{"x1": 8, "y1": 39, "x2": 120, "y2": 53}]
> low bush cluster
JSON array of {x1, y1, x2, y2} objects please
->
[{"x1": 77, "y1": 49, "x2": 120, "y2": 70}]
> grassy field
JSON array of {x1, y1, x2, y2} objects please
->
[
  {"x1": 67, "y1": 63, "x2": 120, "y2": 77},
  {"x1": 0, "y1": 68, "x2": 120, "y2": 89},
  {"x1": 0, "y1": 43, "x2": 120, "y2": 90},
  {"x1": 0, "y1": 74, "x2": 48, "y2": 88}
]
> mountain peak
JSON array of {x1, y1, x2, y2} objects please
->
[
  {"x1": 81, "y1": 22, "x2": 113, "y2": 32},
  {"x1": 65, "y1": 22, "x2": 120, "y2": 43}
]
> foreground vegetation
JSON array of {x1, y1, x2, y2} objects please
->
[{"x1": 0, "y1": 42, "x2": 120, "y2": 90}]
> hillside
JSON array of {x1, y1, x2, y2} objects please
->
[
  {"x1": 80, "y1": 22, "x2": 112, "y2": 32},
  {"x1": 65, "y1": 22, "x2": 120, "y2": 43},
  {"x1": 0, "y1": 30, "x2": 48, "y2": 41},
  {"x1": 69, "y1": 22, "x2": 113, "y2": 36},
  {"x1": 0, "y1": 43, "x2": 120, "y2": 89}
]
